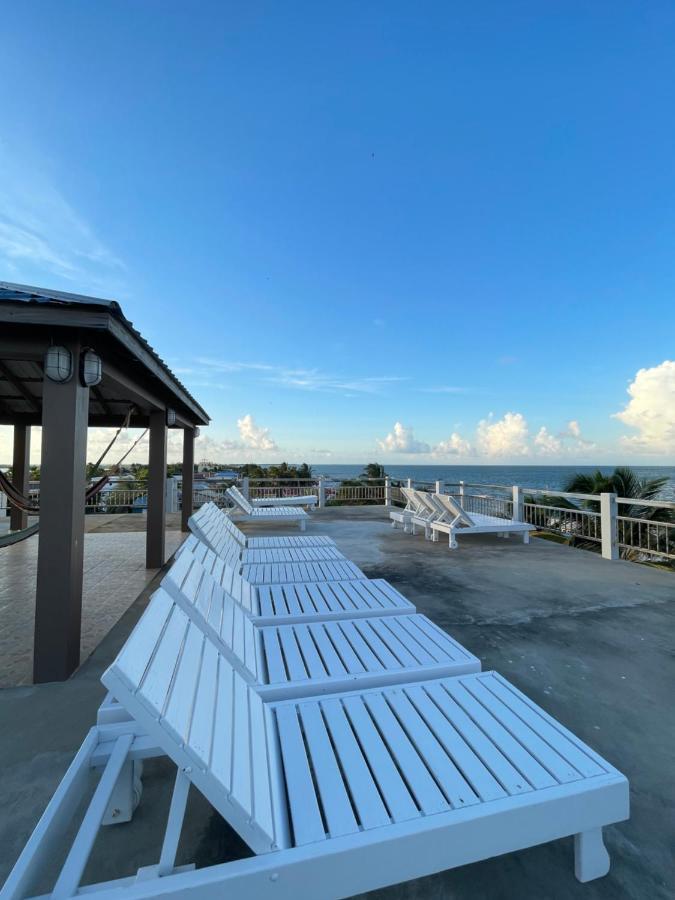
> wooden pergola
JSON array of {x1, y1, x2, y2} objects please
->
[{"x1": 0, "y1": 282, "x2": 210, "y2": 683}]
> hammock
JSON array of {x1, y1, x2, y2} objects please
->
[{"x1": 0, "y1": 406, "x2": 147, "y2": 546}]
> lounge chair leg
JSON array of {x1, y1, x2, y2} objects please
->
[
  {"x1": 574, "y1": 828, "x2": 610, "y2": 882},
  {"x1": 102, "y1": 760, "x2": 143, "y2": 825},
  {"x1": 448, "y1": 533, "x2": 458, "y2": 550}
]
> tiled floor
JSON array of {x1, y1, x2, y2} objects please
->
[{"x1": 0, "y1": 529, "x2": 183, "y2": 687}]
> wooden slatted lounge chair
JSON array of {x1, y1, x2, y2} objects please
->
[
  {"x1": 227, "y1": 485, "x2": 309, "y2": 530},
  {"x1": 182, "y1": 527, "x2": 347, "y2": 570},
  {"x1": 429, "y1": 492, "x2": 535, "y2": 549},
  {"x1": 167, "y1": 545, "x2": 415, "y2": 625},
  {"x1": 388, "y1": 486, "x2": 418, "y2": 532},
  {"x1": 123, "y1": 585, "x2": 480, "y2": 701},
  {"x1": 4, "y1": 604, "x2": 627, "y2": 897},
  {"x1": 251, "y1": 493, "x2": 318, "y2": 507},
  {"x1": 181, "y1": 532, "x2": 367, "y2": 586},
  {"x1": 192, "y1": 502, "x2": 335, "y2": 549}
]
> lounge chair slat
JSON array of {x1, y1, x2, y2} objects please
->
[
  {"x1": 211, "y1": 660, "x2": 234, "y2": 791},
  {"x1": 278, "y1": 628, "x2": 309, "y2": 682},
  {"x1": 141, "y1": 607, "x2": 188, "y2": 713},
  {"x1": 308, "y1": 623, "x2": 348, "y2": 676},
  {"x1": 342, "y1": 695, "x2": 419, "y2": 823},
  {"x1": 336, "y1": 620, "x2": 386, "y2": 672},
  {"x1": 424, "y1": 682, "x2": 532, "y2": 797},
  {"x1": 442, "y1": 680, "x2": 557, "y2": 790},
  {"x1": 163, "y1": 624, "x2": 203, "y2": 743},
  {"x1": 189, "y1": 639, "x2": 219, "y2": 765},
  {"x1": 320, "y1": 698, "x2": 391, "y2": 830},
  {"x1": 262, "y1": 629, "x2": 288, "y2": 684},
  {"x1": 384, "y1": 689, "x2": 480, "y2": 810},
  {"x1": 275, "y1": 705, "x2": 326, "y2": 845},
  {"x1": 367, "y1": 618, "x2": 421, "y2": 667},
  {"x1": 323, "y1": 622, "x2": 367, "y2": 674},
  {"x1": 487, "y1": 675, "x2": 607, "y2": 778},
  {"x1": 294, "y1": 627, "x2": 328, "y2": 679},
  {"x1": 461, "y1": 678, "x2": 583, "y2": 784},
  {"x1": 404, "y1": 684, "x2": 509, "y2": 802},
  {"x1": 363, "y1": 693, "x2": 448, "y2": 816},
  {"x1": 351, "y1": 620, "x2": 401, "y2": 669},
  {"x1": 298, "y1": 702, "x2": 360, "y2": 837},
  {"x1": 231, "y1": 678, "x2": 252, "y2": 814}
]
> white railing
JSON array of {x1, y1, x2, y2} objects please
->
[{"x1": 10, "y1": 472, "x2": 672, "y2": 565}]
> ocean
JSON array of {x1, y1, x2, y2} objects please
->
[{"x1": 313, "y1": 464, "x2": 675, "y2": 500}]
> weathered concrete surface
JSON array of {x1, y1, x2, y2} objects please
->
[{"x1": 1, "y1": 506, "x2": 673, "y2": 898}]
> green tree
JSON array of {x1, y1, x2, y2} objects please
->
[
  {"x1": 564, "y1": 466, "x2": 672, "y2": 523},
  {"x1": 361, "y1": 462, "x2": 386, "y2": 480}
]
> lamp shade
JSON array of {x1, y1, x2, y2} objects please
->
[
  {"x1": 166, "y1": 408, "x2": 177, "y2": 426},
  {"x1": 194, "y1": 426, "x2": 200, "y2": 438},
  {"x1": 80, "y1": 349, "x2": 102, "y2": 387},
  {"x1": 44, "y1": 346, "x2": 73, "y2": 383}
]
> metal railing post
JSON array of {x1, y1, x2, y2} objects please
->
[
  {"x1": 512, "y1": 485, "x2": 523, "y2": 521},
  {"x1": 165, "y1": 475, "x2": 179, "y2": 514},
  {"x1": 318, "y1": 476, "x2": 325, "y2": 508},
  {"x1": 435, "y1": 479, "x2": 443, "y2": 495},
  {"x1": 241, "y1": 476, "x2": 250, "y2": 500},
  {"x1": 600, "y1": 492, "x2": 619, "y2": 560},
  {"x1": 384, "y1": 476, "x2": 392, "y2": 507},
  {"x1": 459, "y1": 481, "x2": 465, "y2": 508}
]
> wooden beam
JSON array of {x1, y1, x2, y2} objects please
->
[
  {"x1": 146, "y1": 410, "x2": 167, "y2": 568},
  {"x1": 10, "y1": 424, "x2": 31, "y2": 531},
  {"x1": 181, "y1": 428, "x2": 195, "y2": 533},
  {"x1": 34, "y1": 342, "x2": 89, "y2": 683},
  {"x1": 92, "y1": 386, "x2": 112, "y2": 416},
  {"x1": 0, "y1": 360, "x2": 41, "y2": 413}
]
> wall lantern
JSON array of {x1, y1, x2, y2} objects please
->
[
  {"x1": 44, "y1": 346, "x2": 73, "y2": 383},
  {"x1": 194, "y1": 426, "x2": 200, "y2": 438},
  {"x1": 80, "y1": 349, "x2": 102, "y2": 387},
  {"x1": 166, "y1": 408, "x2": 177, "y2": 426}
]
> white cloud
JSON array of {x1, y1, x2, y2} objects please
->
[
  {"x1": 433, "y1": 433, "x2": 471, "y2": 456},
  {"x1": 534, "y1": 426, "x2": 562, "y2": 455},
  {"x1": 0, "y1": 142, "x2": 123, "y2": 285},
  {"x1": 186, "y1": 358, "x2": 405, "y2": 396},
  {"x1": 614, "y1": 360, "x2": 675, "y2": 454},
  {"x1": 236, "y1": 414, "x2": 278, "y2": 451},
  {"x1": 476, "y1": 412, "x2": 530, "y2": 457},
  {"x1": 377, "y1": 422, "x2": 430, "y2": 454},
  {"x1": 567, "y1": 420, "x2": 581, "y2": 439}
]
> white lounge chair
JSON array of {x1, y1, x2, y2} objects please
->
[
  {"x1": 169, "y1": 542, "x2": 414, "y2": 624},
  {"x1": 390, "y1": 488, "x2": 439, "y2": 539},
  {"x1": 5, "y1": 610, "x2": 628, "y2": 897},
  {"x1": 132, "y1": 584, "x2": 481, "y2": 701},
  {"x1": 251, "y1": 493, "x2": 317, "y2": 507},
  {"x1": 192, "y1": 501, "x2": 334, "y2": 549},
  {"x1": 182, "y1": 528, "x2": 347, "y2": 570},
  {"x1": 182, "y1": 535, "x2": 366, "y2": 585},
  {"x1": 430, "y1": 493, "x2": 536, "y2": 549},
  {"x1": 227, "y1": 485, "x2": 309, "y2": 530}
]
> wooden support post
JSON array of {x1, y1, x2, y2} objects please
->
[
  {"x1": 435, "y1": 479, "x2": 443, "y2": 495},
  {"x1": 600, "y1": 492, "x2": 619, "y2": 561},
  {"x1": 10, "y1": 424, "x2": 31, "y2": 531},
  {"x1": 384, "y1": 476, "x2": 392, "y2": 507},
  {"x1": 34, "y1": 345, "x2": 89, "y2": 683},
  {"x1": 317, "y1": 476, "x2": 326, "y2": 508},
  {"x1": 241, "y1": 476, "x2": 250, "y2": 499},
  {"x1": 459, "y1": 480, "x2": 465, "y2": 508},
  {"x1": 181, "y1": 428, "x2": 195, "y2": 533},
  {"x1": 512, "y1": 485, "x2": 523, "y2": 521},
  {"x1": 146, "y1": 411, "x2": 167, "y2": 568}
]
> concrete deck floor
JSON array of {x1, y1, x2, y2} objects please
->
[{"x1": 1, "y1": 506, "x2": 673, "y2": 898}]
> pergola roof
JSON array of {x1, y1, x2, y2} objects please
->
[{"x1": 0, "y1": 282, "x2": 210, "y2": 428}]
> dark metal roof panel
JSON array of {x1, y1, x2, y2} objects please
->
[{"x1": 0, "y1": 282, "x2": 209, "y2": 424}]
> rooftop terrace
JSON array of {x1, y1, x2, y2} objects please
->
[{"x1": 1, "y1": 506, "x2": 672, "y2": 898}]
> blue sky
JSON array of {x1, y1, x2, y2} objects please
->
[{"x1": 1, "y1": 1, "x2": 674, "y2": 464}]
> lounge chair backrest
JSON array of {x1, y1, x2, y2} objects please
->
[
  {"x1": 400, "y1": 486, "x2": 423, "y2": 511},
  {"x1": 102, "y1": 588, "x2": 286, "y2": 854},
  {"x1": 172, "y1": 535, "x2": 259, "y2": 615},
  {"x1": 412, "y1": 489, "x2": 439, "y2": 517},
  {"x1": 433, "y1": 492, "x2": 475, "y2": 527},
  {"x1": 189, "y1": 508, "x2": 246, "y2": 562},
  {"x1": 227, "y1": 485, "x2": 254, "y2": 515},
  {"x1": 162, "y1": 553, "x2": 260, "y2": 681}
]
